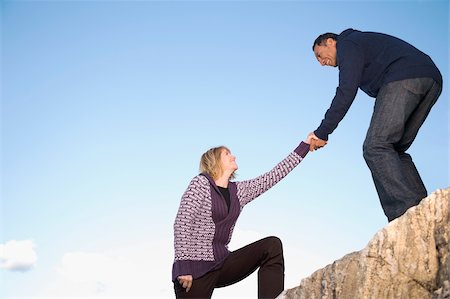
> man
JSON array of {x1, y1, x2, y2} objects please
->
[{"x1": 309, "y1": 28, "x2": 442, "y2": 222}]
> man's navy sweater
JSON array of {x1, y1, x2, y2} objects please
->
[{"x1": 314, "y1": 28, "x2": 442, "y2": 141}]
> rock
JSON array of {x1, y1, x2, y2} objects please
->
[{"x1": 282, "y1": 187, "x2": 450, "y2": 299}]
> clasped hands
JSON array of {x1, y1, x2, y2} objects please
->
[{"x1": 306, "y1": 132, "x2": 327, "y2": 152}]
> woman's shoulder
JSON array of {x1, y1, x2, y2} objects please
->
[{"x1": 187, "y1": 174, "x2": 210, "y2": 187}]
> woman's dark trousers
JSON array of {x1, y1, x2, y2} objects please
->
[{"x1": 174, "y1": 236, "x2": 284, "y2": 299}]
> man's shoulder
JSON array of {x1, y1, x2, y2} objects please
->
[
  {"x1": 338, "y1": 28, "x2": 360, "y2": 40},
  {"x1": 337, "y1": 29, "x2": 376, "y2": 51}
]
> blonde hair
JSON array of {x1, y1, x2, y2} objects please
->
[{"x1": 199, "y1": 146, "x2": 236, "y2": 180}]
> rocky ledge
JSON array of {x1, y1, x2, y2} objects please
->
[{"x1": 281, "y1": 187, "x2": 450, "y2": 299}]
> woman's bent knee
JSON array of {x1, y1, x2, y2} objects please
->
[{"x1": 263, "y1": 236, "x2": 283, "y2": 254}]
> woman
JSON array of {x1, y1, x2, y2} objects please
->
[{"x1": 172, "y1": 136, "x2": 312, "y2": 298}]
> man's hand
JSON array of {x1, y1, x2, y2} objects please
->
[
  {"x1": 308, "y1": 132, "x2": 327, "y2": 152},
  {"x1": 177, "y1": 275, "x2": 193, "y2": 292}
]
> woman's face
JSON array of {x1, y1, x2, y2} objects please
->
[{"x1": 220, "y1": 148, "x2": 238, "y2": 173}]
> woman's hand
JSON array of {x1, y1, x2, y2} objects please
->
[
  {"x1": 177, "y1": 275, "x2": 193, "y2": 292},
  {"x1": 305, "y1": 132, "x2": 314, "y2": 144},
  {"x1": 306, "y1": 132, "x2": 327, "y2": 151}
]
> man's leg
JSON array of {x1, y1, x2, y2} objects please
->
[
  {"x1": 216, "y1": 236, "x2": 285, "y2": 299},
  {"x1": 396, "y1": 78, "x2": 442, "y2": 199},
  {"x1": 363, "y1": 78, "x2": 441, "y2": 221}
]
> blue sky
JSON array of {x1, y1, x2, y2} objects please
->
[{"x1": 1, "y1": 0, "x2": 448, "y2": 297}]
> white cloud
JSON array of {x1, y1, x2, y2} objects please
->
[
  {"x1": 40, "y1": 228, "x2": 327, "y2": 298},
  {"x1": 41, "y1": 240, "x2": 174, "y2": 297},
  {"x1": 0, "y1": 240, "x2": 37, "y2": 272},
  {"x1": 40, "y1": 229, "x2": 262, "y2": 298}
]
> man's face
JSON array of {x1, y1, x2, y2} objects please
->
[{"x1": 313, "y1": 38, "x2": 337, "y2": 67}]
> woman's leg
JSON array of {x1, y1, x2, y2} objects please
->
[
  {"x1": 216, "y1": 236, "x2": 285, "y2": 299},
  {"x1": 174, "y1": 270, "x2": 219, "y2": 299}
]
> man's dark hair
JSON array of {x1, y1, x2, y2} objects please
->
[{"x1": 312, "y1": 33, "x2": 338, "y2": 50}]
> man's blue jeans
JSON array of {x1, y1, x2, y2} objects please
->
[{"x1": 363, "y1": 77, "x2": 442, "y2": 221}]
